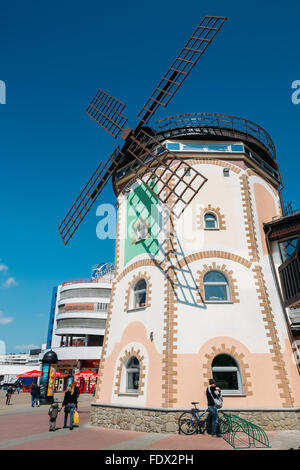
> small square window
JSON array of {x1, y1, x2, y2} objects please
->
[{"x1": 223, "y1": 168, "x2": 230, "y2": 177}]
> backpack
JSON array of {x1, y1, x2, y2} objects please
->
[{"x1": 208, "y1": 386, "x2": 223, "y2": 409}]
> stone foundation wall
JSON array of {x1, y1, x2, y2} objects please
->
[{"x1": 90, "y1": 403, "x2": 300, "y2": 432}]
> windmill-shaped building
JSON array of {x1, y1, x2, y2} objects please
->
[{"x1": 59, "y1": 16, "x2": 300, "y2": 431}]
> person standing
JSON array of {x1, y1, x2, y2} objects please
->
[
  {"x1": 206, "y1": 378, "x2": 222, "y2": 437},
  {"x1": 31, "y1": 382, "x2": 40, "y2": 407},
  {"x1": 6, "y1": 385, "x2": 13, "y2": 405},
  {"x1": 61, "y1": 384, "x2": 78, "y2": 430},
  {"x1": 48, "y1": 398, "x2": 61, "y2": 432}
]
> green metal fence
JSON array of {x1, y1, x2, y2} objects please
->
[{"x1": 219, "y1": 413, "x2": 271, "y2": 449}]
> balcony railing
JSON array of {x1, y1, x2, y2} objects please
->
[
  {"x1": 279, "y1": 237, "x2": 300, "y2": 308},
  {"x1": 155, "y1": 113, "x2": 276, "y2": 161},
  {"x1": 62, "y1": 276, "x2": 113, "y2": 287}
]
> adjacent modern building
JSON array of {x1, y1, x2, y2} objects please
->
[{"x1": 44, "y1": 264, "x2": 113, "y2": 385}]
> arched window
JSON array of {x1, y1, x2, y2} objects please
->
[
  {"x1": 133, "y1": 279, "x2": 147, "y2": 309},
  {"x1": 204, "y1": 212, "x2": 218, "y2": 229},
  {"x1": 212, "y1": 354, "x2": 243, "y2": 394},
  {"x1": 126, "y1": 356, "x2": 140, "y2": 392},
  {"x1": 203, "y1": 271, "x2": 230, "y2": 302}
]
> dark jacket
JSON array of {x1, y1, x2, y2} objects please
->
[
  {"x1": 31, "y1": 384, "x2": 40, "y2": 397},
  {"x1": 206, "y1": 385, "x2": 220, "y2": 407},
  {"x1": 62, "y1": 391, "x2": 78, "y2": 407},
  {"x1": 48, "y1": 403, "x2": 61, "y2": 419}
]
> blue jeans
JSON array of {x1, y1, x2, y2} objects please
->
[
  {"x1": 31, "y1": 396, "x2": 39, "y2": 406},
  {"x1": 208, "y1": 405, "x2": 219, "y2": 436},
  {"x1": 64, "y1": 404, "x2": 75, "y2": 428}
]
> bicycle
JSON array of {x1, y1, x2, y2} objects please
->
[{"x1": 178, "y1": 402, "x2": 210, "y2": 435}]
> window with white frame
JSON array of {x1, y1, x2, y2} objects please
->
[
  {"x1": 212, "y1": 354, "x2": 243, "y2": 395},
  {"x1": 126, "y1": 356, "x2": 140, "y2": 392},
  {"x1": 132, "y1": 279, "x2": 147, "y2": 309},
  {"x1": 203, "y1": 271, "x2": 230, "y2": 302},
  {"x1": 204, "y1": 212, "x2": 218, "y2": 229}
]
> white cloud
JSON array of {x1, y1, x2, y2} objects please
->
[
  {"x1": 2, "y1": 277, "x2": 18, "y2": 288},
  {"x1": 0, "y1": 311, "x2": 13, "y2": 325},
  {"x1": 0, "y1": 263, "x2": 8, "y2": 272}
]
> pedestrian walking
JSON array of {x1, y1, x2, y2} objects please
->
[
  {"x1": 5, "y1": 385, "x2": 13, "y2": 405},
  {"x1": 206, "y1": 378, "x2": 223, "y2": 437},
  {"x1": 61, "y1": 384, "x2": 78, "y2": 430},
  {"x1": 48, "y1": 398, "x2": 61, "y2": 431},
  {"x1": 31, "y1": 382, "x2": 40, "y2": 407}
]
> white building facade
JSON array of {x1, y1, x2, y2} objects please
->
[{"x1": 46, "y1": 267, "x2": 113, "y2": 382}]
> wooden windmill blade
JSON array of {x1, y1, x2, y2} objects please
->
[
  {"x1": 136, "y1": 16, "x2": 227, "y2": 126},
  {"x1": 86, "y1": 88, "x2": 129, "y2": 139},
  {"x1": 58, "y1": 146, "x2": 123, "y2": 245},
  {"x1": 124, "y1": 129, "x2": 208, "y2": 217}
]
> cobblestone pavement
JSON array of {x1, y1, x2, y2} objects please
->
[{"x1": 0, "y1": 391, "x2": 299, "y2": 450}]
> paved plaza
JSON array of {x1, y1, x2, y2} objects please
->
[{"x1": 0, "y1": 391, "x2": 299, "y2": 451}]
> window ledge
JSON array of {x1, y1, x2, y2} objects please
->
[
  {"x1": 118, "y1": 393, "x2": 139, "y2": 397},
  {"x1": 204, "y1": 228, "x2": 220, "y2": 231},
  {"x1": 127, "y1": 307, "x2": 146, "y2": 313},
  {"x1": 205, "y1": 301, "x2": 234, "y2": 304},
  {"x1": 222, "y1": 394, "x2": 246, "y2": 397}
]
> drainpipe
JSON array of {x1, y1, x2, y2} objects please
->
[{"x1": 265, "y1": 225, "x2": 300, "y2": 375}]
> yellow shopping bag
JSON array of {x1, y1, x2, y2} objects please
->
[{"x1": 73, "y1": 409, "x2": 79, "y2": 425}]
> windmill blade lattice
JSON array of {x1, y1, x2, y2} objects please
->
[
  {"x1": 137, "y1": 16, "x2": 226, "y2": 126},
  {"x1": 86, "y1": 89, "x2": 128, "y2": 139},
  {"x1": 124, "y1": 129, "x2": 208, "y2": 217},
  {"x1": 59, "y1": 146, "x2": 122, "y2": 245}
]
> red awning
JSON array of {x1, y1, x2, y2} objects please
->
[
  {"x1": 74, "y1": 369, "x2": 98, "y2": 378},
  {"x1": 16, "y1": 369, "x2": 42, "y2": 377}
]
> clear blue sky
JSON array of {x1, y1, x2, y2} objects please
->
[{"x1": 0, "y1": 0, "x2": 299, "y2": 353}]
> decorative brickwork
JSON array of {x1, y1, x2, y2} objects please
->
[
  {"x1": 114, "y1": 347, "x2": 146, "y2": 396},
  {"x1": 196, "y1": 262, "x2": 240, "y2": 304},
  {"x1": 161, "y1": 173, "x2": 178, "y2": 408},
  {"x1": 177, "y1": 250, "x2": 252, "y2": 269},
  {"x1": 197, "y1": 204, "x2": 226, "y2": 230},
  {"x1": 239, "y1": 174, "x2": 260, "y2": 263},
  {"x1": 124, "y1": 272, "x2": 152, "y2": 312},
  {"x1": 252, "y1": 265, "x2": 294, "y2": 407},
  {"x1": 185, "y1": 158, "x2": 241, "y2": 175},
  {"x1": 202, "y1": 343, "x2": 253, "y2": 396}
]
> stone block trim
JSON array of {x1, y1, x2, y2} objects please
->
[
  {"x1": 114, "y1": 347, "x2": 146, "y2": 396},
  {"x1": 178, "y1": 250, "x2": 252, "y2": 270},
  {"x1": 161, "y1": 173, "x2": 178, "y2": 408},
  {"x1": 197, "y1": 204, "x2": 226, "y2": 230},
  {"x1": 90, "y1": 404, "x2": 300, "y2": 432},
  {"x1": 185, "y1": 158, "x2": 242, "y2": 175},
  {"x1": 196, "y1": 262, "x2": 240, "y2": 304},
  {"x1": 202, "y1": 344, "x2": 253, "y2": 396},
  {"x1": 117, "y1": 259, "x2": 157, "y2": 283},
  {"x1": 239, "y1": 174, "x2": 260, "y2": 263},
  {"x1": 124, "y1": 272, "x2": 152, "y2": 312},
  {"x1": 252, "y1": 265, "x2": 294, "y2": 407}
]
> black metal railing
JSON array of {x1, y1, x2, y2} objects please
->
[
  {"x1": 155, "y1": 113, "x2": 276, "y2": 161},
  {"x1": 279, "y1": 237, "x2": 300, "y2": 308}
]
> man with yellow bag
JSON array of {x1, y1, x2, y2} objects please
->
[{"x1": 61, "y1": 385, "x2": 78, "y2": 430}]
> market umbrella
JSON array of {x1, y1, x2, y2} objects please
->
[
  {"x1": 16, "y1": 369, "x2": 42, "y2": 377},
  {"x1": 74, "y1": 369, "x2": 97, "y2": 378},
  {"x1": 55, "y1": 371, "x2": 67, "y2": 377}
]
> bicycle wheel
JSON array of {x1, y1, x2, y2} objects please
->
[
  {"x1": 198, "y1": 418, "x2": 207, "y2": 434},
  {"x1": 178, "y1": 412, "x2": 198, "y2": 435}
]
